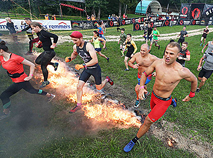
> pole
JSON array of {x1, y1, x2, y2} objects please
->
[
  {"x1": 28, "y1": 0, "x2": 32, "y2": 20},
  {"x1": 59, "y1": 4, "x2": 63, "y2": 19}
]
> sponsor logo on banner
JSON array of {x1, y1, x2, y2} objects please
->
[
  {"x1": 191, "y1": 8, "x2": 201, "y2": 19},
  {"x1": 122, "y1": 20, "x2": 125, "y2": 25},
  {"x1": 72, "y1": 22, "x2": 79, "y2": 27},
  {"x1": 192, "y1": 20, "x2": 196, "y2": 25},
  {"x1": 109, "y1": 21, "x2": 114, "y2": 27},
  {"x1": 182, "y1": 7, "x2": 189, "y2": 15},
  {"x1": 154, "y1": 21, "x2": 163, "y2": 27},
  {"x1": 164, "y1": 20, "x2": 169, "y2": 26},
  {"x1": 135, "y1": 24, "x2": 140, "y2": 30},
  {"x1": 49, "y1": 21, "x2": 71, "y2": 30},
  {"x1": 201, "y1": 20, "x2": 205, "y2": 25},
  {"x1": 179, "y1": 20, "x2": 184, "y2": 25}
]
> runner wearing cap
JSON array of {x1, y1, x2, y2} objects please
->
[{"x1": 65, "y1": 31, "x2": 114, "y2": 113}]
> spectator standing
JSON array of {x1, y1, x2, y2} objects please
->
[
  {"x1": 45, "y1": 14, "x2": 49, "y2": 20},
  {"x1": 5, "y1": 17, "x2": 18, "y2": 42}
]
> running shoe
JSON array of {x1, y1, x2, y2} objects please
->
[
  {"x1": 48, "y1": 94, "x2": 55, "y2": 102},
  {"x1": 171, "y1": 98, "x2": 177, "y2": 107},
  {"x1": 107, "y1": 58, "x2": 109, "y2": 62},
  {"x1": 123, "y1": 140, "x2": 136, "y2": 152},
  {"x1": 125, "y1": 69, "x2": 129, "y2": 71},
  {"x1": 0, "y1": 111, "x2": 11, "y2": 121},
  {"x1": 104, "y1": 47, "x2": 107, "y2": 50},
  {"x1": 158, "y1": 45, "x2": 160, "y2": 50},
  {"x1": 53, "y1": 62, "x2": 59, "y2": 71},
  {"x1": 69, "y1": 105, "x2": 81, "y2": 113},
  {"x1": 134, "y1": 99, "x2": 140, "y2": 108},
  {"x1": 106, "y1": 76, "x2": 114, "y2": 85},
  {"x1": 196, "y1": 88, "x2": 200, "y2": 93},
  {"x1": 200, "y1": 43, "x2": 202, "y2": 46},
  {"x1": 40, "y1": 81, "x2": 50, "y2": 88},
  {"x1": 25, "y1": 51, "x2": 33, "y2": 55}
]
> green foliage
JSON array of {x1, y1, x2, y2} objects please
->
[{"x1": 15, "y1": 7, "x2": 30, "y2": 15}]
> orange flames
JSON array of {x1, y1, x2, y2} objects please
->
[{"x1": 33, "y1": 56, "x2": 142, "y2": 128}]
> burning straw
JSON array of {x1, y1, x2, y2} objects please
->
[{"x1": 33, "y1": 57, "x2": 142, "y2": 128}]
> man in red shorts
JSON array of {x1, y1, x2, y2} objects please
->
[{"x1": 124, "y1": 42, "x2": 197, "y2": 152}]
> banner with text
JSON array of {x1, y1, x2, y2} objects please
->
[{"x1": 0, "y1": 19, "x2": 72, "y2": 31}]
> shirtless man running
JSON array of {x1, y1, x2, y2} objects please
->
[
  {"x1": 124, "y1": 42, "x2": 197, "y2": 152},
  {"x1": 128, "y1": 44, "x2": 159, "y2": 107}
]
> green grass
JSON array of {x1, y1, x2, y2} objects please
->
[
  {"x1": 54, "y1": 27, "x2": 213, "y2": 143},
  {"x1": 0, "y1": 24, "x2": 212, "y2": 157},
  {"x1": 32, "y1": 128, "x2": 194, "y2": 158}
]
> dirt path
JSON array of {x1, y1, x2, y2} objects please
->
[{"x1": 2, "y1": 28, "x2": 213, "y2": 44}]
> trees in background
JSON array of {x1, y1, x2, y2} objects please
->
[{"x1": 2, "y1": 0, "x2": 213, "y2": 19}]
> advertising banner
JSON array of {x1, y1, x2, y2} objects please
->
[
  {"x1": 179, "y1": 3, "x2": 191, "y2": 20},
  {"x1": 0, "y1": 19, "x2": 72, "y2": 31},
  {"x1": 190, "y1": 3, "x2": 205, "y2": 20}
]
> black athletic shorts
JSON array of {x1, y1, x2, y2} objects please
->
[
  {"x1": 178, "y1": 38, "x2": 184, "y2": 44},
  {"x1": 202, "y1": 34, "x2": 207, "y2": 38},
  {"x1": 198, "y1": 67, "x2": 213, "y2": 79},
  {"x1": 126, "y1": 51, "x2": 133, "y2": 58},
  {"x1": 79, "y1": 63, "x2": 102, "y2": 85}
]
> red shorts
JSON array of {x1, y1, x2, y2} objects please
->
[{"x1": 148, "y1": 91, "x2": 172, "y2": 122}]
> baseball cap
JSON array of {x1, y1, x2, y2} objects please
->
[{"x1": 70, "y1": 31, "x2": 83, "y2": 38}]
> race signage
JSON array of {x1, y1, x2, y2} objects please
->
[{"x1": 0, "y1": 19, "x2": 72, "y2": 31}]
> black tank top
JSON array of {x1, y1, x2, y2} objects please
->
[{"x1": 76, "y1": 41, "x2": 92, "y2": 63}]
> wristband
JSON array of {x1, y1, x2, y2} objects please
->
[
  {"x1": 83, "y1": 63, "x2": 87, "y2": 69},
  {"x1": 139, "y1": 86, "x2": 144, "y2": 90},
  {"x1": 143, "y1": 71, "x2": 148, "y2": 77},
  {"x1": 30, "y1": 74, "x2": 33, "y2": 76},
  {"x1": 189, "y1": 91, "x2": 195, "y2": 98}
]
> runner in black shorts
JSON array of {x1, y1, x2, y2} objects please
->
[
  {"x1": 196, "y1": 52, "x2": 213, "y2": 92},
  {"x1": 123, "y1": 34, "x2": 137, "y2": 71},
  {"x1": 177, "y1": 26, "x2": 188, "y2": 45},
  {"x1": 200, "y1": 26, "x2": 209, "y2": 47},
  {"x1": 65, "y1": 31, "x2": 114, "y2": 113}
]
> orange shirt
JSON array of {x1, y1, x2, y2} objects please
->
[{"x1": 0, "y1": 53, "x2": 28, "y2": 83}]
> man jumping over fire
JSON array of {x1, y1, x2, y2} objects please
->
[{"x1": 65, "y1": 31, "x2": 114, "y2": 113}]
